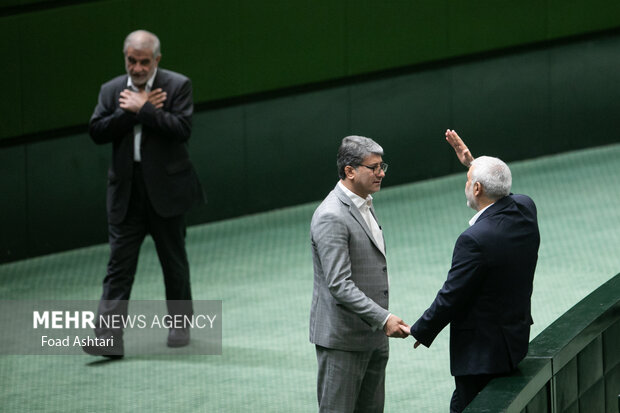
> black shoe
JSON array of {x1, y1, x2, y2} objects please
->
[
  {"x1": 167, "y1": 328, "x2": 190, "y2": 347},
  {"x1": 82, "y1": 336, "x2": 124, "y2": 359}
]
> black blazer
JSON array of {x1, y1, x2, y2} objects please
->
[
  {"x1": 411, "y1": 194, "x2": 540, "y2": 376},
  {"x1": 89, "y1": 68, "x2": 204, "y2": 224}
]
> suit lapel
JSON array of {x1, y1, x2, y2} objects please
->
[
  {"x1": 152, "y1": 69, "x2": 164, "y2": 89},
  {"x1": 476, "y1": 195, "x2": 513, "y2": 223},
  {"x1": 334, "y1": 185, "x2": 385, "y2": 256}
]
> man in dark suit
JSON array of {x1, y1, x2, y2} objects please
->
[
  {"x1": 403, "y1": 130, "x2": 540, "y2": 412},
  {"x1": 86, "y1": 30, "x2": 204, "y2": 358},
  {"x1": 310, "y1": 136, "x2": 409, "y2": 412}
]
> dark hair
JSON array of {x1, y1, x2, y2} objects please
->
[{"x1": 337, "y1": 135, "x2": 384, "y2": 179}]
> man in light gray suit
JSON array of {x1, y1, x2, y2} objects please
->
[{"x1": 310, "y1": 135, "x2": 408, "y2": 412}]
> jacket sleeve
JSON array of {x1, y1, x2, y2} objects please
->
[
  {"x1": 89, "y1": 84, "x2": 137, "y2": 144},
  {"x1": 313, "y1": 211, "x2": 390, "y2": 329},
  {"x1": 411, "y1": 232, "x2": 486, "y2": 347}
]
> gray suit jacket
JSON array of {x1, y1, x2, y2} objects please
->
[{"x1": 309, "y1": 184, "x2": 390, "y2": 352}]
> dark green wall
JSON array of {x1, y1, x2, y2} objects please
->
[
  {"x1": 3, "y1": 2, "x2": 620, "y2": 262},
  {"x1": 3, "y1": 0, "x2": 620, "y2": 139}
]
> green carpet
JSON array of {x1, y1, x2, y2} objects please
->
[{"x1": 1, "y1": 143, "x2": 619, "y2": 412}]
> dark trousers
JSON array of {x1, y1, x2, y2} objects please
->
[
  {"x1": 450, "y1": 373, "x2": 499, "y2": 413},
  {"x1": 96, "y1": 163, "x2": 193, "y2": 339},
  {"x1": 315, "y1": 341, "x2": 389, "y2": 413}
]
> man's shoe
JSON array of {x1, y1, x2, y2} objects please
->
[
  {"x1": 167, "y1": 327, "x2": 190, "y2": 347},
  {"x1": 82, "y1": 336, "x2": 124, "y2": 359}
]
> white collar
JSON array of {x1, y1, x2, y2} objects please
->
[
  {"x1": 338, "y1": 181, "x2": 372, "y2": 210},
  {"x1": 127, "y1": 68, "x2": 158, "y2": 91},
  {"x1": 469, "y1": 203, "x2": 494, "y2": 226}
]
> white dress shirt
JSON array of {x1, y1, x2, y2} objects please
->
[
  {"x1": 337, "y1": 181, "x2": 385, "y2": 254},
  {"x1": 127, "y1": 69, "x2": 157, "y2": 162}
]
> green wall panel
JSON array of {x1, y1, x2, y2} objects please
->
[
  {"x1": 349, "y1": 68, "x2": 452, "y2": 183},
  {"x1": 549, "y1": 35, "x2": 620, "y2": 151},
  {"x1": 448, "y1": 1, "x2": 547, "y2": 55},
  {"x1": 0, "y1": 0, "x2": 62, "y2": 8},
  {"x1": 0, "y1": 146, "x2": 27, "y2": 262},
  {"x1": 1, "y1": 0, "x2": 25, "y2": 6},
  {"x1": 128, "y1": 0, "x2": 245, "y2": 101},
  {"x1": 188, "y1": 105, "x2": 246, "y2": 224},
  {"x1": 0, "y1": 17, "x2": 23, "y2": 139},
  {"x1": 451, "y1": 49, "x2": 551, "y2": 162},
  {"x1": 548, "y1": 0, "x2": 620, "y2": 39},
  {"x1": 5, "y1": 26, "x2": 620, "y2": 262},
  {"x1": 526, "y1": 385, "x2": 550, "y2": 412},
  {"x1": 578, "y1": 379, "x2": 606, "y2": 413},
  {"x1": 26, "y1": 133, "x2": 109, "y2": 257},
  {"x1": 346, "y1": 1, "x2": 449, "y2": 75},
  {"x1": 4, "y1": 0, "x2": 620, "y2": 141},
  {"x1": 604, "y1": 363, "x2": 620, "y2": 413},
  {"x1": 577, "y1": 337, "x2": 604, "y2": 396},
  {"x1": 238, "y1": 1, "x2": 347, "y2": 95},
  {"x1": 244, "y1": 86, "x2": 349, "y2": 211},
  {"x1": 602, "y1": 320, "x2": 620, "y2": 373},
  {"x1": 19, "y1": 1, "x2": 133, "y2": 135}
]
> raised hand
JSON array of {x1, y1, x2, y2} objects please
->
[{"x1": 445, "y1": 129, "x2": 474, "y2": 168}]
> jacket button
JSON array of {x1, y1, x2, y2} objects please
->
[
  {"x1": 384, "y1": 291, "x2": 388, "y2": 297},
  {"x1": 382, "y1": 267, "x2": 387, "y2": 272}
]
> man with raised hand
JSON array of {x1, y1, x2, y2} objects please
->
[{"x1": 404, "y1": 130, "x2": 540, "y2": 412}]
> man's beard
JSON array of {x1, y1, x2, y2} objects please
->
[{"x1": 465, "y1": 185, "x2": 478, "y2": 211}]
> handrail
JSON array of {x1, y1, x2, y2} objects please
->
[{"x1": 465, "y1": 272, "x2": 620, "y2": 412}]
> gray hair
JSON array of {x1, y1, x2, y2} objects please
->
[
  {"x1": 123, "y1": 30, "x2": 161, "y2": 58},
  {"x1": 470, "y1": 156, "x2": 512, "y2": 200},
  {"x1": 337, "y1": 135, "x2": 384, "y2": 179}
]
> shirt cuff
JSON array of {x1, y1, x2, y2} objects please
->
[{"x1": 381, "y1": 313, "x2": 392, "y2": 329}]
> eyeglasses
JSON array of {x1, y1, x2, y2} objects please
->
[{"x1": 359, "y1": 162, "x2": 388, "y2": 174}]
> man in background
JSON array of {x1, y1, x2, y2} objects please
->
[
  {"x1": 404, "y1": 130, "x2": 540, "y2": 412},
  {"x1": 310, "y1": 135, "x2": 408, "y2": 412},
  {"x1": 86, "y1": 29, "x2": 204, "y2": 358}
]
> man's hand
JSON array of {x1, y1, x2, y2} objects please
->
[
  {"x1": 445, "y1": 129, "x2": 474, "y2": 168},
  {"x1": 119, "y1": 89, "x2": 149, "y2": 113},
  {"x1": 383, "y1": 315, "x2": 409, "y2": 338},
  {"x1": 398, "y1": 325, "x2": 422, "y2": 348},
  {"x1": 147, "y1": 88, "x2": 167, "y2": 109}
]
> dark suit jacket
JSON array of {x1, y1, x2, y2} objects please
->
[
  {"x1": 411, "y1": 194, "x2": 540, "y2": 376},
  {"x1": 89, "y1": 68, "x2": 204, "y2": 224}
]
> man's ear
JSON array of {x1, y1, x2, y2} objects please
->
[
  {"x1": 345, "y1": 165, "x2": 356, "y2": 179},
  {"x1": 473, "y1": 182, "x2": 482, "y2": 196}
]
